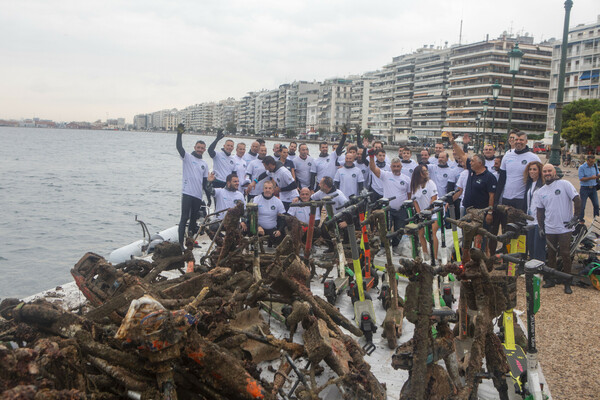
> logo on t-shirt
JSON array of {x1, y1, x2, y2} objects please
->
[
  {"x1": 422, "y1": 189, "x2": 427, "y2": 195},
  {"x1": 201, "y1": 165, "x2": 205, "y2": 170},
  {"x1": 443, "y1": 173, "x2": 448, "y2": 178},
  {"x1": 400, "y1": 181, "x2": 405, "y2": 185},
  {"x1": 409, "y1": 169, "x2": 414, "y2": 173},
  {"x1": 352, "y1": 173, "x2": 356, "y2": 178},
  {"x1": 308, "y1": 162, "x2": 312, "y2": 166},
  {"x1": 271, "y1": 205, "x2": 276, "y2": 210},
  {"x1": 521, "y1": 160, "x2": 527, "y2": 165},
  {"x1": 555, "y1": 189, "x2": 561, "y2": 195},
  {"x1": 476, "y1": 179, "x2": 482, "y2": 184}
]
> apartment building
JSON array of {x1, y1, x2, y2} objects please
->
[
  {"x1": 444, "y1": 36, "x2": 552, "y2": 140},
  {"x1": 411, "y1": 48, "x2": 451, "y2": 139},
  {"x1": 350, "y1": 73, "x2": 376, "y2": 131},
  {"x1": 369, "y1": 63, "x2": 397, "y2": 142},
  {"x1": 317, "y1": 78, "x2": 353, "y2": 134},
  {"x1": 547, "y1": 15, "x2": 600, "y2": 130}
]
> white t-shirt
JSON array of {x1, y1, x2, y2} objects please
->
[
  {"x1": 356, "y1": 162, "x2": 371, "y2": 188},
  {"x1": 214, "y1": 188, "x2": 246, "y2": 220},
  {"x1": 536, "y1": 179, "x2": 578, "y2": 234},
  {"x1": 287, "y1": 153, "x2": 297, "y2": 163},
  {"x1": 379, "y1": 170, "x2": 411, "y2": 210},
  {"x1": 456, "y1": 169, "x2": 470, "y2": 207},
  {"x1": 212, "y1": 150, "x2": 237, "y2": 181},
  {"x1": 287, "y1": 204, "x2": 321, "y2": 224},
  {"x1": 370, "y1": 160, "x2": 390, "y2": 195},
  {"x1": 500, "y1": 150, "x2": 541, "y2": 200},
  {"x1": 428, "y1": 164, "x2": 459, "y2": 197},
  {"x1": 293, "y1": 155, "x2": 315, "y2": 188},
  {"x1": 234, "y1": 155, "x2": 248, "y2": 193},
  {"x1": 485, "y1": 158, "x2": 499, "y2": 180},
  {"x1": 334, "y1": 166, "x2": 365, "y2": 197},
  {"x1": 400, "y1": 159, "x2": 418, "y2": 179},
  {"x1": 412, "y1": 180, "x2": 438, "y2": 213},
  {"x1": 181, "y1": 153, "x2": 208, "y2": 200},
  {"x1": 255, "y1": 194, "x2": 286, "y2": 230},
  {"x1": 268, "y1": 166, "x2": 299, "y2": 202},
  {"x1": 243, "y1": 152, "x2": 258, "y2": 163},
  {"x1": 337, "y1": 153, "x2": 346, "y2": 167},
  {"x1": 246, "y1": 159, "x2": 266, "y2": 196},
  {"x1": 314, "y1": 154, "x2": 339, "y2": 182},
  {"x1": 311, "y1": 189, "x2": 349, "y2": 213},
  {"x1": 428, "y1": 155, "x2": 439, "y2": 165}
]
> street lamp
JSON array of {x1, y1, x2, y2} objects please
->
[
  {"x1": 482, "y1": 99, "x2": 489, "y2": 150},
  {"x1": 491, "y1": 80, "x2": 502, "y2": 151},
  {"x1": 506, "y1": 43, "x2": 524, "y2": 145},
  {"x1": 475, "y1": 111, "x2": 482, "y2": 153},
  {"x1": 549, "y1": 0, "x2": 574, "y2": 167}
]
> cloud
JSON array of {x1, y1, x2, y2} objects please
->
[{"x1": 0, "y1": 0, "x2": 598, "y2": 121}]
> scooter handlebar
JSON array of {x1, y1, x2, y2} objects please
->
[{"x1": 524, "y1": 259, "x2": 574, "y2": 281}]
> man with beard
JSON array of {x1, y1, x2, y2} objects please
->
[
  {"x1": 254, "y1": 180, "x2": 286, "y2": 246},
  {"x1": 233, "y1": 142, "x2": 249, "y2": 193},
  {"x1": 334, "y1": 152, "x2": 365, "y2": 197},
  {"x1": 288, "y1": 142, "x2": 298, "y2": 162},
  {"x1": 496, "y1": 130, "x2": 541, "y2": 211},
  {"x1": 208, "y1": 129, "x2": 236, "y2": 188},
  {"x1": 248, "y1": 156, "x2": 299, "y2": 211},
  {"x1": 175, "y1": 124, "x2": 211, "y2": 247},
  {"x1": 419, "y1": 149, "x2": 431, "y2": 165},
  {"x1": 294, "y1": 143, "x2": 315, "y2": 189},
  {"x1": 428, "y1": 142, "x2": 445, "y2": 165},
  {"x1": 310, "y1": 131, "x2": 347, "y2": 191},
  {"x1": 537, "y1": 163, "x2": 581, "y2": 294},
  {"x1": 208, "y1": 172, "x2": 246, "y2": 224},
  {"x1": 369, "y1": 153, "x2": 411, "y2": 254},
  {"x1": 245, "y1": 144, "x2": 268, "y2": 202}
]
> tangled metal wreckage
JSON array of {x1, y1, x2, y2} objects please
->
[{"x1": 0, "y1": 203, "x2": 545, "y2": 399}]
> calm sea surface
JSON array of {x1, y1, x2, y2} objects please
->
[{"x1": 0, "y1": 127, "x2": 322, "y2": 298}]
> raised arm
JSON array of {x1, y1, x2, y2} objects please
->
[
  {"x1": 368, "y1": 149, "x2": 381, "y2": 178},
  {"x1": 208, "y1": 129, "x2": 225, "y2": 158},
  {"x1": 176, "y1": 123, "x2": 185, "y2": 158},
  {"x1": 335, "y1": 125, "x2": 348, "y2": 156},
  {"x1": 449, "y1": 135, "x2": 467, "y2": 166}
]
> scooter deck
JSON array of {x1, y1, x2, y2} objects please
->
[{"x1": 503, "y1": 344, "x2": 527, "y2": 386}]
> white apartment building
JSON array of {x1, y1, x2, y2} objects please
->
[
  {"x1": 317, "y1": 78, "x2": 353, "y2": 134},
  {"x1": 547, "y1": 15, "x2": 600, "y2": 130},
  {"x1": 369, "y1": 63, "x2": 397, "y2": 143},
  {"x1": 350, "y1": 73, "x2": 376, "y2": 131}
]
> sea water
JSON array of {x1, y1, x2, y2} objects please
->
[{"x1": 0, "y1": 127, "x2": 322, "y2": 298}]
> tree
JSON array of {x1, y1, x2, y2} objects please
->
[
  {"x1": 225, "y1": 122, "x2": 236, "y2": 134},
  {"x1": 562, "y1": 113, "x2": 595, "y2": 146},
  {"x1": 591, "y1": 111, "x2": 600, "y2": 146},
  {"x1": 563, "y1": 99, "x2": 600, "y2": 126}
]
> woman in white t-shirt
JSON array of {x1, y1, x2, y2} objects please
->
[{"x1": 410, "y1": 164, "x2": 439, "y2": 262}]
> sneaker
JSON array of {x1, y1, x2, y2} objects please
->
[{"x1": 564, "y1": 284, "x2": 572, "y2": 294}]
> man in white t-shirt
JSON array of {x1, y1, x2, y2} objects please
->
[
  {"x1": 311, "y1": 132, "x2": 348, "y2": 190},
  {"x1": 368, "y1": 149, "x2": 391, "y2": 202},
  {"x1": 175, "y1": 124, "x2": 210, "y2": 247},
  {"x1": 287, "y1": 142, "x2": 298, "y2": 163},
  {"x1": 537, "y1": 163, "x2": 581, "y2": 294},
  {"x1": 483, "y1": 144, "x2": 496, "y2": 171},
  {"x1": 255, "y1": 180, "x2": 286, "y2": 246},
  {"x1": 427, "y1": 152, "x2": 459, "y2": 197},
  {"x1": 233, "y1": 142, "x2": 249, "y2": 193},
  {"x1": 293, "y1": 143, "x2": 315, "y2": 189},
  {"x1": 400, "y1": 147, "x2": 418, "y2": 179},
  {"x1": 334, "y1": 153, "x2": 365, "y2": 197},
  {"x1": 209, "y1": 172, "x2": 246, "y2": 218},
  {"x1": 369, "y1": 152, "x2": 411, "y2": 253},
  {"x1": 497, "y1": 130, "x2": 541, "y2": 211},
  {"x1": 243, "y1": 141, "x2": 260, "y2": 163},
  {"x1": 245, "y1": 144, "x2": 267, "y2": 202},
  {"x1": 428, "y1": 142, "x2": 444, "y2": 165},
  {"x1": 247, "y1": 156, "x2": 299, "y2": 211},
  {"x1": 207, "y1": 130, "x2": 237, "y2": 188},
  {"x1": 287, "y1": 187, "x2": 322, "y2": 244}
]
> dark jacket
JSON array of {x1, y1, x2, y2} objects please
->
[{"x1": 523, "y1": 178, "x2": 544, "y2": 212}]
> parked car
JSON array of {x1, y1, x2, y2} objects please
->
[{"x1": 533, "y1": 146, "x2": 547, "y2": 154}]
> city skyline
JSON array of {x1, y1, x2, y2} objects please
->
[{"x1": 1, "y1": 0, "x2": 599, "y2": 122}]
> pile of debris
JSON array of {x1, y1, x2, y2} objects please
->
[{"x1": 0, "y1": 204, "x2": 387, "y2": 400}]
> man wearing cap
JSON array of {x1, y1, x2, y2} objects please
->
[{"x1": 577, "y1": 154, "x2": 600, "y2": 221}]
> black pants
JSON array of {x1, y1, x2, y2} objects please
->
[
  {"x1": 179, "y1": 194, "x2": 203, "y2": 245},
  {"x1": 389, "y1": 208, "x2": 408, "y2": 247},
  {"x1": 262, "y1": 228, "x2": 284, "y2": 247},
  {"x1": 546, "y1": 232, "x2": 572, "y2": 276}
]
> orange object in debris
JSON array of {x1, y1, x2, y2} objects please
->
[
  {"x1": 245, "y1": 377, "x2": 265, "y2": 399},
  {"x1": 186, "y1": 260, "x2": 194, "y2": 273}
]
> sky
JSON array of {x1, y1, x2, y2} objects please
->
[{"x1": 0, "y1": 0, "x2": 598, "y2": 123}]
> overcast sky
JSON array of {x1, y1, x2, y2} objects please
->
[{"x1": 1, "y1": 0, "x2": 598, "y2": 122}]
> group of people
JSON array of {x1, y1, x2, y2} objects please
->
[{"x1": 176, "y1": 123, "x2": 585, "y2": 295}]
